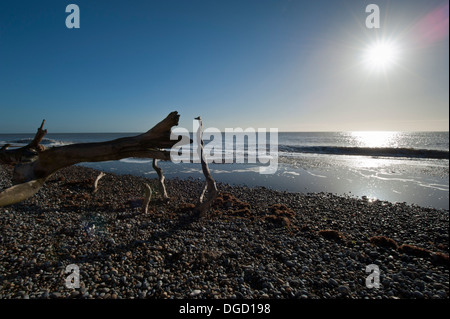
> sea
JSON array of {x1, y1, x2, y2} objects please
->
[{"x1": 1, "y1": 131, "x2": 448, "y2": 210}]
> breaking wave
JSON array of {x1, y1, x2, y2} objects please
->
[
  {"x1": 5, "y1": 138, "x2": 72, "y2": 147},
  {"x1": 279, "y1": 145, "x2": 449, "y2": 160}
]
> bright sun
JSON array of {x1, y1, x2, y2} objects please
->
[{"x1": 363, "y1": 40, "x2": 400, "y2": 72}]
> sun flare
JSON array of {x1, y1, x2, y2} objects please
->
[{"x1": 363, "y1": 40, "x2": 400, "y2": 72}]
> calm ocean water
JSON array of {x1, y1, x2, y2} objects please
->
[{"x1": 1, "y1": 131, "x2": 448, "y2": 209}]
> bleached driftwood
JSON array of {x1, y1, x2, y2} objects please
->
[
  {"x1": 92, "y1": 172, "x2": 106, "y2": 193},
  {"x1": 142, "y1": 183, "x2": 152, "y2": 214},
  {"x1": 1, "y1": 112, "x2": 218, "y2": 216},
  {"x1": 194, "y1": 116, "x2": 218, "y2": 216},
  {"x1": 152, "y1": 158, "x2": 169, "y2": 200},
  {"x1": 0, "y1": 178, "x2": 46, "y2": 207},
  {"x1": 0, "y1": 112, "x2": 183, "y2": 207}
]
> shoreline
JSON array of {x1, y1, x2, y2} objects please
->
[
  {"x1": 0, "y1": 164, "x2": 448, "y2": 299},
  {"x1": 80, "y1": 156, "x2": 450, "y2": 210}
]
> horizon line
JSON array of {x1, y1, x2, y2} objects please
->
[{"x1": 1, "y1": 130, "x2": 449, "y2": 135}]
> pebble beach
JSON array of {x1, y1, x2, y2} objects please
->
[{"x1": 0, "y1": 164, "x2": 448, "y2": 300}]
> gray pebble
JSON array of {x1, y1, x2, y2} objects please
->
[
  {"x1": 328, "y1": 278, "x2": 339, "y2": 287},
  {"x1": 337, "y1": 285, "x2": 350, "y2": 294},
  {"x1": 190, "y1": 289, "x2": 201, "y2": 297},
  {"x1": 412, "y1": 291, "x2": 424, "y2": 299}
]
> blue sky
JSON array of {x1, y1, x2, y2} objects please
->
[{"x1": 0, "y1": 0, "x2": 448, "y2": 133}]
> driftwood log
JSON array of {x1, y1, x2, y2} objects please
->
[
  {"x1": 1, "y1": 112, "x2": 219, "y2": 215},
  {"x1": 0, "y1": 112, "x2": 188, "y2": 207}
]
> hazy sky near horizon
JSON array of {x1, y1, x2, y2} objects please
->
[{"x1": 0, "y1": 0, "x2": 448, "y2": 133}]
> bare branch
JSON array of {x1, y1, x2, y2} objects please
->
[
  {"x1": 194, "y1": 116, "x2": 218, "y2": 217},
  {"x1": 142, "y1": 183, "x2": 152, "y2": 214},
  {"x1": 93, "y1": 172, "x2": 106, "y2": 193},
  {"x1": 152, "y1": 158, "x2": 169, "y2": 200},
  {"x1": 28, "y1": 119, "x2": 47, "y2": 152}
]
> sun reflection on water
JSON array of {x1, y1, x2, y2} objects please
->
[{"x1": 351, "y1": 131, "x2": 400, "y2": 148}]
